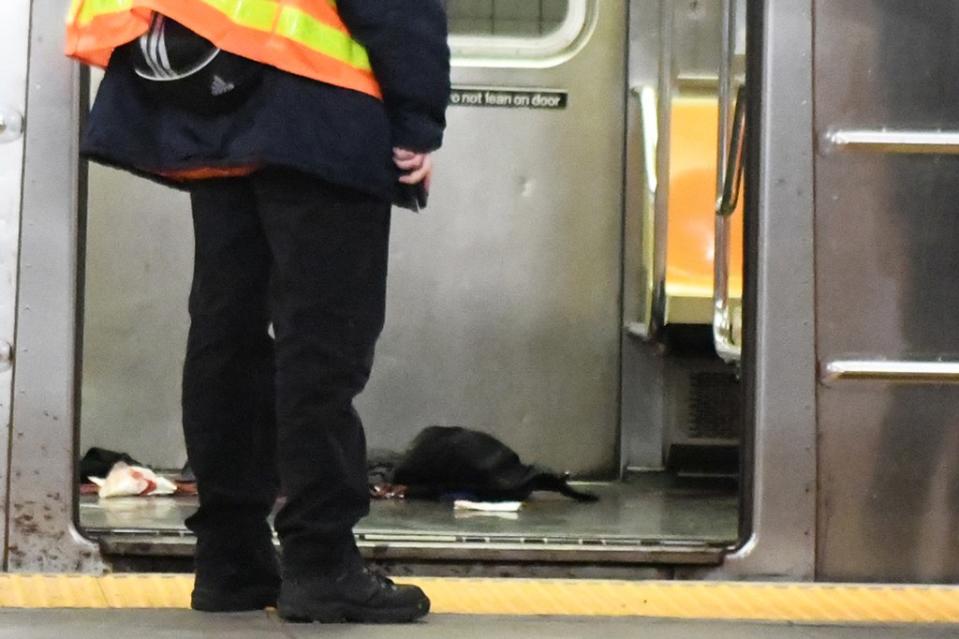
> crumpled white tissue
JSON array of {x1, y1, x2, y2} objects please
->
[{"x1": 89, "y1": 462, "x2": 178, "y2": 498}]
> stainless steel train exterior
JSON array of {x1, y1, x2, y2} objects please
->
[{"x1": 0, "y1": 0, "x2": 956, "y2": 583}]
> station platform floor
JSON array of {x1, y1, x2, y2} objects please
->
[
  {"x1": 0, "y1": 575, "x2": 956, "y2": 638},
  {"x1": 0, "y1": 610, "x2": 955, "y2": 639}
]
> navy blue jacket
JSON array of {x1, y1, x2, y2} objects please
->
[{"x1": 81, "y1": 1, "x2": 451, "y2": 201}]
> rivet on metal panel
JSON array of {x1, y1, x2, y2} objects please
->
[{"x1": 0, "y1": 107, "x2": 24, "y2": 143}]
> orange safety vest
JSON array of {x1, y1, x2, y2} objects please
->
[{"x1": 65, "y1": 0, "x2": 382, "y2": 99}]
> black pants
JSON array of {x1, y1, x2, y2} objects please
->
[{"x1": 182, "y1": 170, "x2": 391, "y2": 572}]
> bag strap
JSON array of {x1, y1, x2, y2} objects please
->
[{"x1": 530, "y1": 471, "x2": 599, "y2": 503}]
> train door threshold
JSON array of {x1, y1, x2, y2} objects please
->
[{"x1": 81, "y1": 472, "x2": 737, "y2": 569}]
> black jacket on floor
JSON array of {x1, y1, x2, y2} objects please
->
[{"x1": 80, "y1": 0, "x2": 451, "y2": 201}]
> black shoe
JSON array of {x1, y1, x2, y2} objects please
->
[
  {"x1": 192, "y1": 581, "x2": 280, "y2": 612},
  {"x1": 191, "y1": 534, "x2": 281, "y2": 612},
  {"x1": 278, "y1": 558, "x2": 430, "y2": 624}
]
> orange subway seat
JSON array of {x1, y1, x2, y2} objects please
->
[{"x1": 665, "y1": 96, "x2": 744, "y2": 320}]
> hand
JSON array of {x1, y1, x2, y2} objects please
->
[{"x1": 393, "y1": 148, "x2": 433, "y2": 191}]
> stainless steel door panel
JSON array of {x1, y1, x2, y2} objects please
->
[
  {"x1": 9, "y1": 1, "x2": 104, "y2": 571},
  {"x1": 818, "y1": 385, "x2": 959, "y2": 582},
  {"x1": 815, "y1": 155, "x2": 959, "y2": 358},
  {"x1": 702, "y1": 0, "x2": 817, "y2": 581},
  {"x1": 0, "y1": 0, "x2": 31, "y2": 566},
  {"x1": 81, "y1": 173, "x2": 193, "y2": 470},
  {"x1": 80, "y1": 4, "x2": 629, "y2": 476},
  {"x1": 354, "y1": 4, "x2": 628, "y2": 475},
  {"x1": 814, "y1": 0, "x2": 959, "y2": 582}
]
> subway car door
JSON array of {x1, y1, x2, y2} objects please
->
[
  {"x1": 358, "y1": 2, "x2": 628, "y2": 475},
  {"x1": 78, "y1": 1, "x2": 629, "y2": 479},
  {"x1": 21, "y1": 0, "x2": 752, "y2": 573}
]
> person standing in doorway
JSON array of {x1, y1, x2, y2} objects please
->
[{"x1": 66, "y1": 0, "x2": 450, "y2": 624}]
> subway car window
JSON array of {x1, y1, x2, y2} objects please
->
[{"x1": 445, "y1": 0, "x2": 570, "y2": 37}]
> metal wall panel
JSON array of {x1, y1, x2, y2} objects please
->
[
  {"x1": 693, "y1": 0, "x2": 818, "y2": 581},
  {"x1": 80, "y1": 3, "x2": 629, "y2": 476},
  {"x1": 8, "y1": 0, "x2": 104, "y2": 572},
  {"x1": 0, "y1": 0, "x2": 32, "y2": 566},
  {"x1": 80, "y1": 167, "x2": 193, "y2": 471},
  {"x1": 360, "y1": 6, "x2": 626, "y2": 475},
  {"x1": 813, "y1": 0, "x2": 959, "y2": 583}
]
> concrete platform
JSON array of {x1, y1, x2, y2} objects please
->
[
  {"x1": 2, "y1": 575, "x2": 958, "y2": 626},
  {"x1": 0, "y1": 610, "x2": 955, "y2": 639}
]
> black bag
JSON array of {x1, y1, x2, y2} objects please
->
[
  {"x1": 126, "y1": 14, "x2": 263, "y2": 115},
  {"x1": 78, "y1": 447, "x2": 143, "y2": 482},
  {"x1": 392, "y1": 426, "x2": 598, "y2": 502}
]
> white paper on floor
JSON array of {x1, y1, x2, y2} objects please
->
[
  {"x1": 89, "y1": 462, "x2": 178, "y2": 498},
  {"x1": 453, "y1": 500, "x2": 524, "y2": 513}
]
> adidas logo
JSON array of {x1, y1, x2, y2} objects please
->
[{"x1": 210, "y1": 75, "x2": 236, "y2": 96}]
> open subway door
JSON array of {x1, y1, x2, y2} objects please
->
[
  {"x1": 73, "y1": 0, "x2": 744, "y2": 568},
  {"x1": 9, "y1": 0, "x2": 749, "y2": 572}
]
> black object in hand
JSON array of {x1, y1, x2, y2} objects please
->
[{"x1": 393, "y1": 177, "x2": 429, "y2": 212}]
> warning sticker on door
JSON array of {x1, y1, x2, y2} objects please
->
[{"x1": 450, "y1": 87, "x2": 568, "y2": 110}]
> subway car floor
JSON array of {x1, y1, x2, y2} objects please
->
[{"x1": 79, "y1": 472, "x2": 739, "y2": 559}]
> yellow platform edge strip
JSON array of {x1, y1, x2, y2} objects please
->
[{"x1": 0, "y1": 575, "x2": 957, "y2": 624}]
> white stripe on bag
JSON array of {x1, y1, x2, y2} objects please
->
[
  {"x1": 139, "y1": 14, "x2": 166, "y2": 78},
  {"x1": 149, "y1": 16, "x2": 169, "y2": 78},
  {"x1": 156, "y1": 16, "x2": 177, "y2": 78}
]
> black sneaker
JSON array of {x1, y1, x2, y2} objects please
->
[
  {"x1": 191, "y1": 535, "x2": 281, "y2": 612},
  {"x1": 278, "y1": 557, "x2": 430, "y2": 624},
  {"x1": 192, "y1": 580, "x2": 280, "y2": 612}
]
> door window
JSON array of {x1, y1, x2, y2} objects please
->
[
  {"x1": 446, "y1": 0, "x2": 570, "y2": 36},
  {"x1": 444, "y1": 0, "x2": 592, "y2": 66}
]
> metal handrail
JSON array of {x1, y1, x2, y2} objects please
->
[
  {"x1": 822, "y1": 360, "x2": 959, "y2": 384},
  {"x1": 626, "y1": 85, "x2": 659, "y2": 340},
  {"x1": 713, "y1": 0, "x2": 743, "y2": 363},
  {"x1": 628, "y1": 0, "x2": 674, "y2": 341},
  {"x1": 720, "y1": 87, "x2": 746, "y2": 217},
  {"x1": 825, "y1": 129, "x2": 959, "y2": 154},
  {"x1": 651, "y1": 0, "x2": 674, "y2": 341}
]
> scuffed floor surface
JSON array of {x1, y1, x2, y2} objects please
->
[
  {"x1": 0, "y1": 610, "x2": 959, "y2": 639},
  {"x1": 0, "y1": 610, "x2": 955, "y2": 639},
  {"x1": 81, "y1": 473, "x2": 739, "y2": 545}
]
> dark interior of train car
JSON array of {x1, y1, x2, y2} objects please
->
[{"x1": 74, "y1": 0, "x2": 749, "y2": 573}]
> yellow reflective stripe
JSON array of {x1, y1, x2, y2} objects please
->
[
  {"x1": 275, "y1": 6, "x2": 372, "y2": 71},
  {"x1": 71, "y1": 0, "x2": 372, "y2": 74},
  {"x1": 199, "y1": 0, "x2": 279, "y2": 31},
  {"x1": 73, "y1": 0, "x2": 133, "y2": 26}
]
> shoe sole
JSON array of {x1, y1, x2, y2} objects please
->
[
  {"x1": 191, "y1": 587, "x2": 279, "y2": 612},
  {"x1": 278, "y1": 598, "x2": 430, "y2": 624}
]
